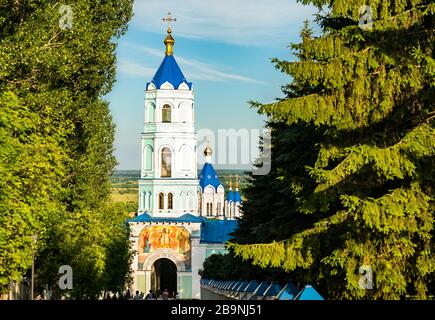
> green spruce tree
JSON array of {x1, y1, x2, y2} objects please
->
[
  {"x1": 230, "y1": 1, "x2": 435, "y2": 299},
  {"x1": 0, "y1": 0, "x2": 134, "y2": 297}
]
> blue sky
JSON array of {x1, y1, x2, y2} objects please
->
[{"x1": 106, "y1": 0, "x2": 319, "y2": 170}]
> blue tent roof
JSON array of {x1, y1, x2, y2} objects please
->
[
  {"x1": 148, "y1": 55, "x2": 192, "y2": 90},
  {"x1": 199, "y1": 163, "x2": 222, "y2": 191},
  {"x1": 235, "y1": 281, "x2": 249, "y2": 292},
  {"x1": 244, "y1": 281, "x2": 259, "y2": 292},
  {"x1": 252, "y1": 281, "x2": 270, "y2": 297},
  {"x1": 263, "y1": 282, "x2": 282, "y2": 297},
  {"x1": 276, "y1": 282, "x2": 299, "y2": 300},
  {"x1": 233, "y1": 190, "x2": 242, "y2": 203},
  {"x1": 230, "y1": 281, "x2": 242, "y2": 291},
  {"x1": 294, "y1": 285, "x2": 324, "y2": 300},
  {"x1": 226, "y1": 190, "x2": 234, "y2": 202},
  {"x1": 200, "y1": 219, "x2": 237, "y2": 243},
  {"x1": 128, "y1": 213, "x2": 204, "y2": 224}
]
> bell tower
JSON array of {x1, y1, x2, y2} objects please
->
[{"x1": 138, "y1": 19, "x2": 199, "y2": 217}]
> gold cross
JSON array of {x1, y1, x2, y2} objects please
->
[{"x1": 163, "y1": 12, "x2": 176, "y2": 29}]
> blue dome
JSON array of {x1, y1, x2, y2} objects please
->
[
  {"x1": 148, "y1": 55, "x2": 192, "y2": 90},
  {"x1": 199, "y1": 163, "x2": 222, "y2": 191},
  {"x1": 234, "y1": 190, "x2": 242, "y2": 203},
  {"x1": 226, "y1": 190, "x2": 234, "y2": 202}
]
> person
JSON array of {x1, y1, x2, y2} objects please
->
[
  {"x1": 145, "y1": 290, "x2": 155, "y2": 300},
  {"x1": 133, "y1": 290, "x2": 142, "y2": 300},
  {"x1": 160, "y1": 289, "x2": 169, "y2": 300}
]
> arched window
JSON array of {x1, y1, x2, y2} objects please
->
[
  {"x1": 198, "y1": 193, "x2": 202, "y2": 213},
  {"x1": 162, "y1": 104, "x2": 171, "y2": 123},
  {"x1": 168, "y1": 193, "x2": 173, "y2": 210},
  {"x1": 159, "y1": 193, "x2": 164, "y2": 210},
  {"x1": 217, "y1": 202, "x2": 221, "y2": 215},
  {"x1": 161, "y1": 147, "x2": 172, "y2": 177}
]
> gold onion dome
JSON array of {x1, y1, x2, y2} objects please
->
[
  {"x1": 204, "y1": 144, "x2": 213, "y2": 157},
  {"x1": 164, "y1": 28, "x2": 175, "y2": 56}
]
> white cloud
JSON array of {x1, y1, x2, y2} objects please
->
[
  {"x1": 126, "y1": 43, "x2": 266, "y2": 84},
  {"x1": 133, "y1": 0, "x2": 318, "y2": 45},
  {"x1": 117, "y1": 59, "x2": 155, "y2": 78}
]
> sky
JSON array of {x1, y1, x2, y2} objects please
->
[{"x1": 106, "y1": 0, "x2": 319, "y2": 170}]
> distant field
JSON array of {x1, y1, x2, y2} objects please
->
[{"x1": 110, "y1": 169, "x2": 250, "y2": 205}]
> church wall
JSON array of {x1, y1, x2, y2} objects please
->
[
  {"x1": 136, "y1": 273, "x2": 146, "y2": 294},
  {"x1": 138, "y1": 179, "x2": 199, "y2": 216},
  {"x1": 178, "y1": 273, "x2": 193, "y2": 299},
  {"x1": 190, "y1": 238, "x2": 206, "y2": 299}
]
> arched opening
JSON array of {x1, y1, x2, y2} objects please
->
[
  {"x1": 207, "y1": 203, "x2": 212, "y2": 216},
  {"x1": 168, "y1": 193, "x2": 173, "y2": 210},
  {"x1": 162, "y1": 104, "x2": 172, "y2": 123},
  {"x1": 198, "y1": 192, "x2": 202, "y2": 214},
  {"x1": 161, "y1": 147, "x2": 172, "y2": 177},
  {"x1": 151, "y1": 258, "x2": 177, "y2": 297},
  {"x1": 158, "y1": 193, "x2": 164, "y2": 210}
]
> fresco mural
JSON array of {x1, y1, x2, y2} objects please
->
[{"x1": 138, "y1": 226, "x2": 191, "y2": 270}]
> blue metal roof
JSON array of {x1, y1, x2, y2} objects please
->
[
  {"x1": 226, "y1": 190, "x2": 234, "y2": 202},
  {"x1": 252, "y1": 281, "x2": 270, "y2": 297},
  {"x1": 128, "y1": 213, "x2": 204, "y2": 224},
  {"x1": 148, "y1": 55, "x2": 192, "y2": 90},
  {"x1": 276, "y1": 282, "x2": 299, "y2": 300},
  {"x1": 294, "y1": 285, "x2": 324, "y2": 300},
  {"x1": 235, "y1": 281, "x2": 249, "y2": 292},
  {"x1": 244, "y1": 280, "x2": 259, "y2": 292},
  {"x1": 263, "y1": 282, "x2": 282, "y2": 297},
  {"x1": 200, "y1": 219, "x2": 237, "y2": 243},
  {"x1": 233, "y1": 190, "x2": 242, "y2": 203},
  {"x1": 128, "y1": 213, "x2": 237, "y2": 244},
  {"x1": 230, "y1": 281, "x2": 242, "y2": 291},
  {"x1": 199, "y1": 163, "x2": 222, "y2": 191}
]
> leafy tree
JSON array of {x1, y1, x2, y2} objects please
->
[
  {"x1": 36, "y1": 203, "x2": 133, "y2": 299},
  {"x1": 0, "y1": 0, "x2": 134, "y2": 296},
  {"x1": 230, "y1": 1, "x2": 434, "y2": 299}
]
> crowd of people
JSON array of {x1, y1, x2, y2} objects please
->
[
  {"x1": 30, "y1": 289, "x2": 179, "y2": 300},
  {"x1": 132, "y1": 289, "x2": 179, "y2": 300}
]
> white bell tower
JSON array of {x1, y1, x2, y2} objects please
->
[{"x1": 138, "y1": 24, "x2": 199, "y2": 217}]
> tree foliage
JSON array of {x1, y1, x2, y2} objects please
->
[
  {"x1": 0, "y1": 0, "x2": 134, "y2": 297},
  {"x1": 230, "y1": 1, "x2": 434, "y2": 299}
]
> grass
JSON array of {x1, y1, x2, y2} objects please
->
[{"x1": 110, "y1": 169, "x2": 250, "y2": 205}]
